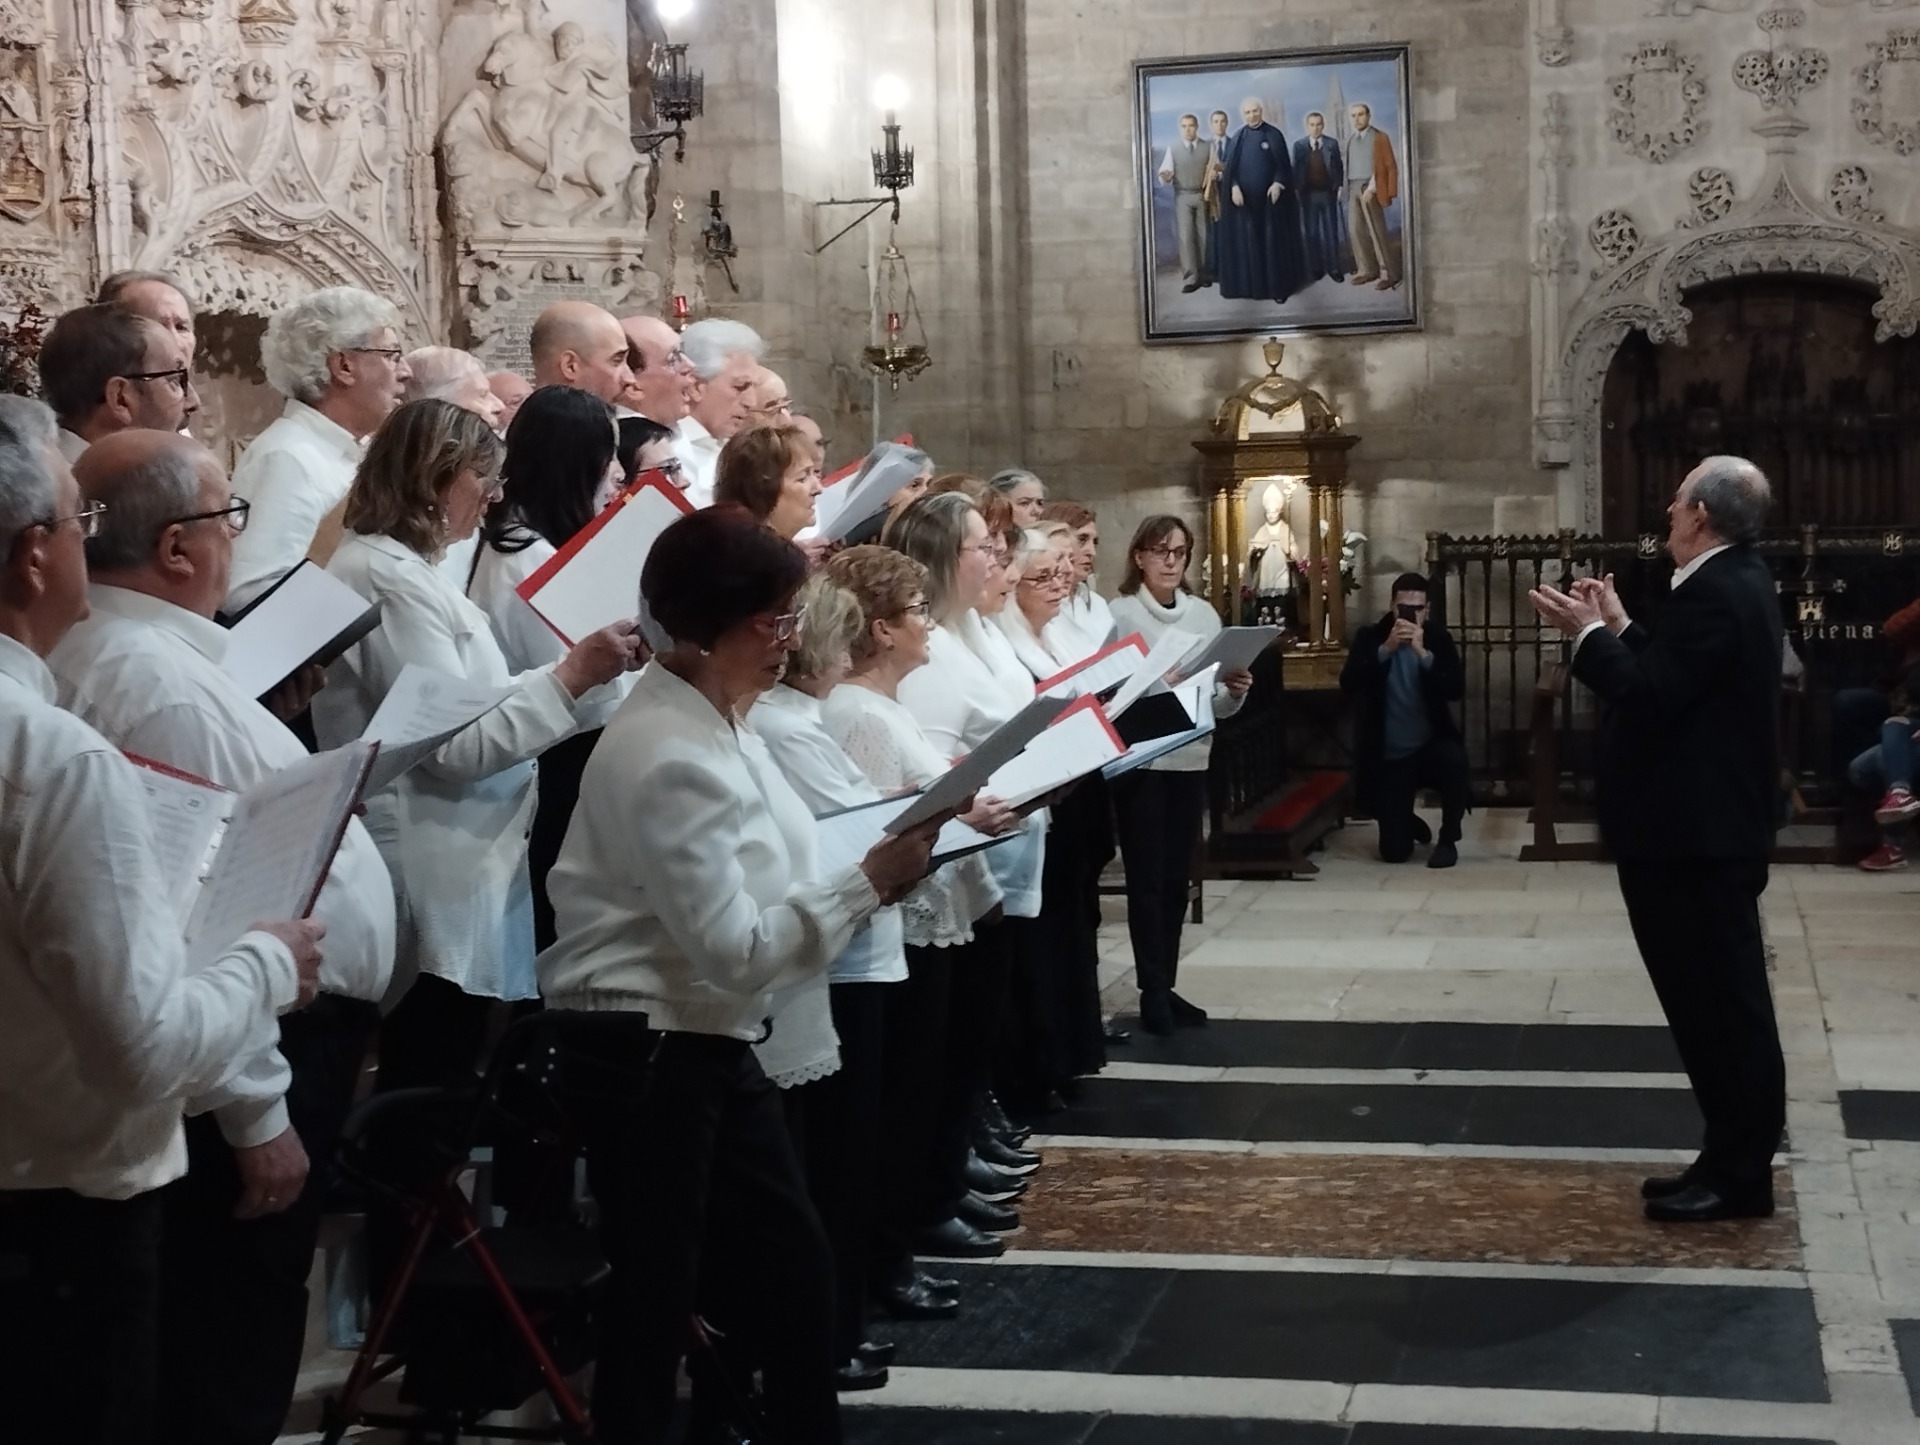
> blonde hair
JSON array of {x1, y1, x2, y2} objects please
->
[
  {"x1": 826, "y1": 545, "x2": 929, "y2": 663},
  {"x1": 787, "y1": 573, "x2": 863, "y2": 680},
  {"x1": 343, "y1": 398, "x2": 503, "y2": 557}
]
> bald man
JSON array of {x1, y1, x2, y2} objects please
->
[
  {"x1": 529, "y1": 300, "x2": 633, "y2": 405},
  {"x1": 617, "y1": 314, "x2": 692, "y2": 427},
  {"x1": 746, "y1": 366, "x2": 792, "y2": 426},
  {"x1": 488, "y1": 370, "x2": 532, "y2": 432},
  {"x1": 405, "y1": 347, "x2": 504, "y2": 430}
]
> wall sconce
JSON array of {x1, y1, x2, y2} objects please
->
[
  {"x1": 633, "y1": 41, "x2": 705, "y2": 162},
  {"x1": 814, "y1": 74, "x2": 918, "y2": 254},
  {"x1": 861, "y1": 227, "x2": 932, "y2": 390}
]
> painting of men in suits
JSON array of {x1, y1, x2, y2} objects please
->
[
  {"x1": 1133, "y1": 45, "x2": 1417, "y2": 343},
  {"x1": 1293, "y1": 111, "x2": 1345, "y2": 284}
]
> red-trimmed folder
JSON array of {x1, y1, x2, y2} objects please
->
[
  {"x1": 983, "y1": 694, "x2": 1127, "y2": 809},
  {"x1": 515, "y1": 468, "x2": 693, "y2": 645},
  {"x1": 125, "y1": 741, "x2": 377, "y2": 971},
  {"x1": 811, "y1": 433, "x2": 915, "y2": 542},
  {"x1": 1034, "y1": 632, "x2": 1149, "y2": 696}
]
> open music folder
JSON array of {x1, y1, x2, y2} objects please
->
[
  {"x1": 813, "y1": 795, "x2": 1006, "y2": 876},
  {"x1": 1035, "y1": 633, "x2": 1149, "y2": 698},
  {"x1": 983, "y1": 695, "x2": 1127, "y2": 808},
  {"x1": 1104, "y1": 674, "x2": 1217, "y2": 777},
  {"x1": 807, "y1": 432, "x2": 914, "y2": 544},
  {"x1": 884, "y1": 694, "x2": 1076, "y2": 834},
  {"x1": 221, "y1": 560, "x2": 381, "y2": 701},
  {"x1": 127, "y1": 742, "x2": 377, "y2": 972},
  {"x1": 358, "y1": 663, "x2": 516, "y2": 793},
  {"x1": 515, "y1": 469, "x2": 692, "y2": 645},
  {"x1": 1171, "y1": 625, "x2": 1281, "y2": 682}
]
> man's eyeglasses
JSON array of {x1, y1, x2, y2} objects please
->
[
  {"x1": 163, "y1": 498, "x2": 252, "y2": 535},
  {"x1": 125, "y1": 366, "x2": 191, "y2": 395},
  {"x1": 761, "y1": 606, "x2": 807, "y2": 643},
  {"x1": 29, "y1": 500, "x2": 108, "y2": 541},
  {"x1": 348, "y1": 347, "x2": 405, "y2": 363}
]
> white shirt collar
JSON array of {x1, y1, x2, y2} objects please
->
[
  {"x1": 758, "y1": 683, "x2": 822, "y2": 723},
  {"x1": 676, "y1": 414, "x2": 717, "y2": 450},
  {"x1": 282, "y1": 397, "x2": 365, "y2": 460},
  {"x1": 0, "y1": 630, "x2": 53, "y2": 701},
  {"x1": 1670, "y1": 542, "x2": 1733, "y2": 591},
  {"x1": 86, "y1": 583, "x2": 231, "y2": 664}
]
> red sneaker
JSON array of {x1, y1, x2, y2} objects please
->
[
  {"x1": 1859, "y1": 842, "x2": 1908, "y2": 872},
  {"x1": 1874, "y1": 786, "x2": 1920, "y2": 825}
]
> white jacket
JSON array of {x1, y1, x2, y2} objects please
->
[
  {"x1": 0, "y1": 635, "x2": 297, "y2": 1199},
  {"x1": 316, "y1": 531, "x2": 598, "y2": 1002},
  {"x1": 540, "y1": 664, "x2": 881, "y2": 1040}
]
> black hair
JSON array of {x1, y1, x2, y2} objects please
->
[
  {"x1": 616, "y1": 413, "x2": 674, "y2": 484},
  {"x1": 1390, "y1": 571, "x2": 1430, "y2": 597},
  {"x1": 642, "y1": 504, "x2": 807, "y2": 649},
  {"x1": 486, "y1": 384, "x2": 617, "y2": 554}
]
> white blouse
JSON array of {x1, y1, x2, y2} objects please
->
[
  {"x1": 316, "y1": 531, "x2": 599, "y2": 1003},
  {"x1": 821, "y1": 682, "x2": 1002, "y2": 947},
  {"x1": 995, "y1": 604, "x2": 1069, "y2": 681},
  {"x1": 1045, "y1": 586, "x2": 1117, "y2": 666}
]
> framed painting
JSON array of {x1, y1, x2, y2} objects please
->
[{"x1": 1133, "y1": 44, "x2": 1419, "y2": 344}]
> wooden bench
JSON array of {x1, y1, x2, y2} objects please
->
[{"x1": 1203, "y1": 768, "x2": 1351, "y2": 880}]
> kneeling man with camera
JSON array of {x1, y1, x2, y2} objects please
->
[{"x1": 1340, "y1": 572, "x2": 1471, "y2": 868}]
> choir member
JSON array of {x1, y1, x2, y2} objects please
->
[
  {"x1": 994, "y1": 521, "x2": 1076, "y2": 675},
  {"x1": 712, "y1": 423, "x2": 824, "y2": 540},
  {"x1": 1040, "y1": 498, "x2": 1115, "y2": 660},
  {"x1": 538, "y1": 507, "x2": 937, "y2": 1445},
  {"x1": 96, "y1": 269, "x2": 197, "y2": 360},
  {"x1": 467, "y1": 384, "x2": 638, "y2": 951},
  {"x1": 228, "y1": 287, "x2": 410, "y2": 609},
  {"x1": 672, "y1": 318, "x2": 767, "y2": 508},
  {"x1": 838, "y1": 441, "x2": 933, "y2": 546},
  {"x1": 0, "y1": 397, "x2": 321, "y2": 1444},
  {"x1": 313, "y1": 399, "x2": 639, "y2": 1089},
  {"x1": 986, "y1": 466, "x2": 1046, "y2": 526},
  {"x1": 527, "y1": 300, "x2": 633, "y2": 407},
  {"x1": 1108, "y1": 514, "x2": 1254, "y2": 1034},
  {"x1": 39, "y1": 302, "x2": 198, "y2": 461},
  {"x1": 403, "y1": 346, "x2": 505, "y2": 431},
  {"x1": 49, "y1": 428, "x2": 396, "y2": 1445}
]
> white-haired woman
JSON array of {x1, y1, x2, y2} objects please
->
[
  {"x1": 228, "y1": 285, "x2": 413, "y2": 611},
  {"x1": 986, "y1": 467, "x2": 1046, "y2": 528}
]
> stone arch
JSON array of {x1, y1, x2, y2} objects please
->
[{"x1": 1551, "y1": 162, "x2": 1920, "y2": 533}]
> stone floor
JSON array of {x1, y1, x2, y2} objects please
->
[{"x1": 280, "y1": 809, "x2": 1920, "y2": 1443}]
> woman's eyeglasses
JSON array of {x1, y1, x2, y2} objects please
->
[
  {"x1": 1143, "y1": 544, "x2": 1190, "y2": 562},
  {"x1": 761, "y1": 606, "x2": 807, "y2": 643},
  {"x1": 896, "y1": 599, "x2": 932, "y2": 621}
]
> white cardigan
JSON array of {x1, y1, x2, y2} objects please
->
[
  {"x1": 316, "y1": 531, "x2": 597, "y2": 1003},
  {"x1": 540, "y1": 664, "x2": 881, "y2": 1040},
  {"x1": 1108, "y1": 587, "x2": 1247, "y2": 773},
  {"x1": 896, "y1": 610, "x2": 1046, "y2": 916}
]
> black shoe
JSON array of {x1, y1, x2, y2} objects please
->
[
  {"x1": 1426, "y1": 840, "x2": 1458, "y2": 870},
  {"x1": 914, "y1": 1267, "x2": 958, "y2": 1293},
  {"x1": 856, "y1": 1340, "x2": 895, "y2": 1368},
  {"x1": 836, "y1": 1358, "x2": 890, "y2": 1391},
  {"x1": 1643, "y1": 1182, "x2": 1774, "y2": 1223},
  {"x1": 957, "y1": 1191, "x2": 1020, "y2": 1233},
  {"x1": 980, "y1": 1092, "x2": 1032, "y2": 1145},
  {"x1": 913, "y1": 1216, "x2": 1005, "y2": 1258},
  {"x1": 1180, "y1": 281, "x2": 1200, "y2": 293},
  {"x1": 1168, "y1": 992, "x2": 1209, "y2": 1027},
  {"x1": 964, "y1": 1152, "x2": 1028, "y2": 1200},
  {"x1": 874, "y1": 1275, "x2": 959, "y2": 1319},
  {"x1": 1410, "y1": 814, "x2": 1432, "y2": 845},
  {"x1": 1640, "y1": 1170, "x2": 1696, "y2": 1200},
  {"x1": 1104, "y1": 1023, "x2": 1133, "y2": 1045},
  {"x1": 1140, "y1": 989, "x2": 1175, "y2": 1035},
  {"x1": 974, "y1": 1132, "x2": 1041, "y2": 1173}
]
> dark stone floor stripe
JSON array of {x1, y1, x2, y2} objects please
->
[
  {"x1": 844, "y1": 1416, "x2": 1830, "y2": 1445},
  {"x1": 1061, "y1": 1077, "x2": 1705, "y2": 1150},
  {"x1": 876, "y1": 1264, "x2": 1826, "y2": 1404},
  {"x1": 1838, "y1": 1090, "x2": 1920, "y2": 1142},
  {"x1": 1892, "y1": 1318, "x2": 1920, "y2": 1415},
  {"x1": 1105, "y1": 1020, "x2": 1682, "y2": 1074}
]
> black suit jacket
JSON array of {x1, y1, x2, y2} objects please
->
[
  {"x1": 1339, "y1": 615, "x2": 1465, "y2": 814},
  {"x1": 1573, "y1": 546, "x2": 1781, "y2": 860}
]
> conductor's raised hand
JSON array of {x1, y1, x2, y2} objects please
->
[
  {"x1": 1572, "y1": 572, "x2": 1630, "y2": 633},
  {"x1": 255, "y1": 918, "x2": 325, "y2": 1009},
  {"x1": 1527, "y1": 584, "x2": 1602, "y2": 638},
  {"x1": 860, "y1": 820, "x2": 942, "y2": 905},
  {"x1": 556, "y1": 619, "x2": 645, "y2": 696}
]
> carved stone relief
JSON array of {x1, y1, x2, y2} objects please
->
[
  {"x1": 1679, "y1": 165, "x2": 1737, "y2": 226},
  {"x1": 1854, "y1": 27, "x2": 1920, "y2": 151},
  {"x1": 1828, "y1": 162, "x2": 1885, "y2": 220},
  {"x1": 1608, "y1": 42, "x2": 1709, "y2": 162},
  {"x1": 1590, "y1": 208, "x2": 1643, "y2": 272},
  {"x1": 1733, "y1": 9, "x2": 1830, "y2": 108},
  {"x1": 0, "y1": 10, "x2": 52, "y2": 225}
]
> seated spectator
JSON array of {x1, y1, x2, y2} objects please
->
[
  {"x1": 38, "y1": 302, "x2": 198, "y2": 461},
  {"x1": 0, "y1": 396, "x2": 320, "y2": 1444},
  {"x1": 1339, "y1": 570, "x2": 1470, "y2": 869},
  {"x1": 228, "y1": 286, "x2": 411, "y2": 609},
  {"x1": 49, "y1": 428, "x2": 395, "y2": 1445},
  {"x1": 713, "y1": 423, "x2": 823, "y2": 540}
]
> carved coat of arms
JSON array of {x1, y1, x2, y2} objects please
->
[
  {"x1": 0, "y1": 15, "x2": 51, "y2": 224},
  {"x1": 1855, "y1": 29, "x2": 1920, "y2": 155},
  {"x1": 1608, "y1": 42, "x2": 1707, "y2": 163}
]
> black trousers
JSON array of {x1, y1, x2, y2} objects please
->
[
  {"x1": 1375, "y1": 737, "x2": 1471, "y2": 862},
  {"x1": 157, "y1": 998, "x2": 378, "y2": 1445},
  {"x1": 586, "y1": 1030, "x2": 839, "y2": 1445},
  {"x1": 529, "y1": 729, "x2": 602, "y2": 954},
  {"x1": 1035, "y1": 793, "x2": 1111, "y2": 1082},
  {"x1": 874, "y1": 941, "x2": 952, "y2": 1273},
  {"x1": 934, "y1": 925, "x2": 1007, "y2": 1206},
  {"x1": 1616, "y1": 857, "x2": 1785, "y2": 1195},
  {"x1": 0, "y1": 1186, "x2": 165, "y2": 1445},
  {"x1": 1112, "y1": 768, "x2": 1207, "y2": 996},
  {"x1": 795, "y1": 981, "x2": 889, "y2": 1363},
  {"x1": 995, "y1": 915, "x2": 1056, "y2": 1109}
]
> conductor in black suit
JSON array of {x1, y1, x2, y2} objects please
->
[{"x1": 1529, "y1": 456, "x2": 1784, "y2": 1223}]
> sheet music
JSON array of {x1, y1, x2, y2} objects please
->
[
  {"x1": 222, "y1": 562, "x2": 381, "y2": 700},
  {"x1": 360, "y1": 664, "x2": 513, "y2": 793},
  {"x1": 522, "y1": 481, "x2": 688, "y2": 645},
  {"x1": 984, "y1": 700, "x2": 1127, "y2": 809},
  {"x1": 1037, "y1": 633, "x2": 1149, "y2": 698},
  {"x1": 1105, "y1": 677, "x2": 1216, "y2": 777},
  {"x1": 885, "y1": 694, "x2": 1075, "y2": 834},
  {"x1": 814, "y1": 795, "x2": 1005, "y2": 875},
  {"x1": 126, "y1": 757, "x2": 232, "y2": 930},
  {"x1": 183, "y1": 743, "x2": 375, "y2": 971},
  {"x1": 1105, "y1": 626, "x2": 1205, "y2": 719},
  {"x1": 1172, "y1": 625, "x2": 1280, "y2": 682}
]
